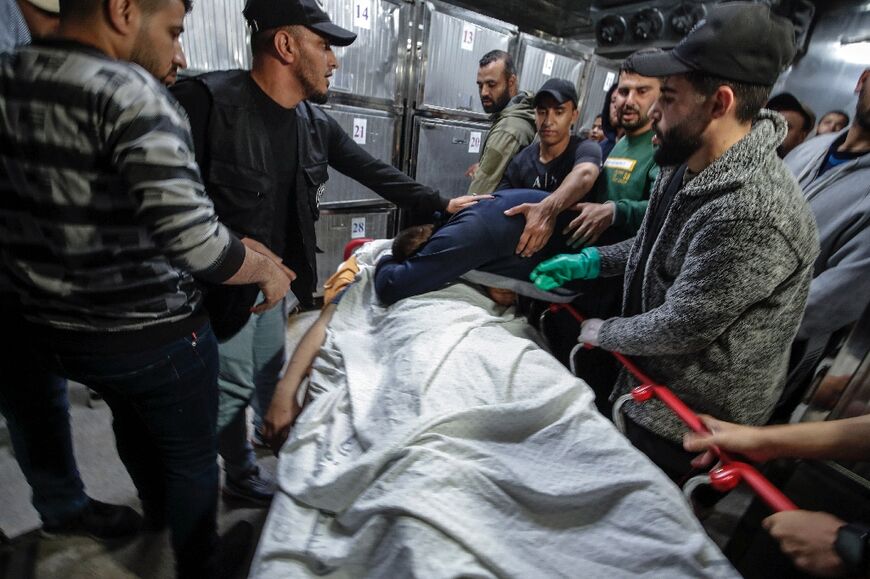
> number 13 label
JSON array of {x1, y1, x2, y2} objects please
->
[
  {"x1": 461, "y1": 23, "x2": 475, "y2": 51},
  {"x1": 352, "y1": 118, "x2": 367, "y2": 145},
  {"x1": 354, "y1": 0, "x2": 371, "y2": 30}
]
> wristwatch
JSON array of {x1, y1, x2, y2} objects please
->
[{"x1": 834, "y1": 522, "x2": 870, "y2": 576}]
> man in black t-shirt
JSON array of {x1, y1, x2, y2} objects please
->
[{"x1": 497, "y1": 79, "x2": 602, "y2": 257}]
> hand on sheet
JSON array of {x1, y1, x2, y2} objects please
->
[
  {"x1": 683, "y1": 415, "x2": 777, "y2": 468},
  {"x1": 446, "y1": 195, "x2": 492, "y2": 214},
  {"x1": 263, "y1": 390, "x2": 303, "y2": 456},
  {"x1": 504, "y1": 201, "x2": 558, "y2": 257},
  {"x1": 763, "y1": 510, "x2": 847, "y2": 577},
  {"x1": 578, "y1": 318, "x2": 603, "y2": 347},
  {"x1": 564, "y1": 202, "x2": 614, "y2": 248},
  {"x1": 530, "y1": 247, "x2": 601, "y2": 291}
]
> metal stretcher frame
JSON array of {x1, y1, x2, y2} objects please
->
[{"x1": 544, "y1": 303, "x2": 799, "y2": 513}]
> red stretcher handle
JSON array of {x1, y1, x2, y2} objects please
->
[{"x1": 548, "y1": 303, "x2": 798, "y2": 512}]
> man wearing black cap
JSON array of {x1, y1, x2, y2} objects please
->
[
  {"x1": 497, "y1": 78, "x2": 602, "y2": 226},
  {"x1": 171, "y1": 0, "x2": 481, "y2": 507},
  {"x1": 531, "y1": 3, "x2": 819, "y2": 482},
  {"x1": 767, "y1": 92, "x2": 816, "y2": 158}
]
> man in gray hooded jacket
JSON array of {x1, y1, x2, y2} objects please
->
[
  {"x1": 784, "y1": 68, "x2": 870, "y2": 342},
  {"x1": 530, "y1": 3, "x2": 819, "y2": 481}
]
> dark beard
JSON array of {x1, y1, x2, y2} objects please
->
[
  {"x1": 483, "y1": 90, "x2": 511, "y2": 114},
  {"x1": 300, "y1": 65, "x2": 329, "y2": 104},
  {"x1": 856, "y1": 92, "x2": 870, "y2": 132},
  {"x1": 653, "y1": 124, "x2": 704, "y2": 166}
]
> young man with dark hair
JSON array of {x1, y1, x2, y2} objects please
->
[
  {"x1": 497, "y1": 78, "x2": 602, "y2": 255},
  {"x1": 767, "y1": 91, "x2": 816, "y2": 158},
  {"x1": 171, "y1": 0, "x2": 481, "y2": 507},
  {"x1": 532, "y1": 2, "x2": 819, "y2": 482},
  {"x1": 466, "y1": 49, "x2": 536, "y2": 195},
  {"x1": 0, "y1": 0, "x2": 293, "y2": 575}
]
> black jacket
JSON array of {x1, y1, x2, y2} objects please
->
[{"x1": 171, "y1": 70, "x2": 448, "y2": 338}]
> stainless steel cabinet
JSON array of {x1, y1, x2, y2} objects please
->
[
  {"x1": 517, "y1": 34, "x2": 588, "y2": 96},
  {"x1": 414, "y1": 1, "x2": 517, "y2": 117},
  {"x1": 319, "y1": 105, "x2": 400, "y2": 207},
  {"x1": 577, "y1": 57, "x2": 621, "y2": 132},
  {"x1": 314, "y1": 208, "x2": 395, "y2": 294},
  {"x1": 181, "y1": 0, "x2": 251, "y2": 73},
  {"x1": 410, "y1": 117, "x2": 491, "y2": 199}
]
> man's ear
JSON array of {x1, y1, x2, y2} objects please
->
[
  {"x1": 856, "y1": 69, "x2": 870, "y2": 94},
  {"x1": 273, "y1": 28, "x2": 296, "y2": 64},
  {"x1": 572, "y1": 106, "x2": 580, "y2": 124},
  {"x1": 710, "y1": 85, "x2": 736, "y2": 120},
  {"x1": 507, "y1": 73, "x2": 517, "y2": 90},
  {"x1": 105, "y1": 0, "x2": 139, "y2": 36}
]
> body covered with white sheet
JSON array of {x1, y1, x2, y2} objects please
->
[{"x1": 251, "y1": 248, "x2": 736, "y2": 578}]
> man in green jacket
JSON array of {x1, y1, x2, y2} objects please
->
[
  {"x1": 565, "y1": 50, "x2": 661, "y2": 247},
  {"x1": 467, "y1": 50, "x2": 536, "y2": 195}
]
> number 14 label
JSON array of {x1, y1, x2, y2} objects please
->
[
  {"x1": 354, "y1": 0, "x2": 371, "y2": 29},
  {"x1": 352, "y1": 118, "x2": 367, "y2": 145}
]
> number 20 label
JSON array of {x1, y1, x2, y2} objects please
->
[
  {"x1": 353, "y1": 118, "x2": 367, "y2": 145},
  {"x1": 468, "y1": 131, "x2": 481, "y2": 154}
]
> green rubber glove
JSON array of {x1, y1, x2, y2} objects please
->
[{"x1": 530, "y1": 247, "x2": 601, "y2": 291}]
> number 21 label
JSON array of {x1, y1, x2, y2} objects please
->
[{"x1": 352, "y1": 118, "x2": 367, "y2": 145}]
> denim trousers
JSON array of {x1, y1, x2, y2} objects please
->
[
  {"x1": 0, "y1": 296, "x2": 88, "y2": 526},
  {"x1": 38, "y1": 322, "x2": 221, "y2": 578},
  {"x1": 217, "y1": 295, "x2": 288, "y2": 480}
]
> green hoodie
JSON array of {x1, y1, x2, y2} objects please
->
[{"x1": 468, "y1": 91, "x2": 537, "y2": 195}]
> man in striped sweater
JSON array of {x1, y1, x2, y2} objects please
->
[{"x1": 0, "y1": 0, "x2": 293, "y2": 576}]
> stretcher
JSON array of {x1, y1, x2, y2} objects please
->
[{"x1": 543, "y1": 302, "x2": 798, "y2": 513}]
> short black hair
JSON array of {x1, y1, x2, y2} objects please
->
[
  {"x1": 600, "y1": 82, "x2": 619, "y2": 133},
  {"x1": 619, "y1": 47, "x2": 664, "y2": 76},
  {"x1": 684, "y1": 71, "x2": 772, "y2": 124},
  {"x1": 479, "y1": 50, "x2": 516, "y2": 79},
  {"x1": 391, "y1": 225, "x2": 433, "y2": 262},
  {"x1": 250, "y1": 24, "x2": 303, "y2": 56},
  {"x1": 820, "y1": 110, "x2": 850, "y2": 126},
  {"x1": 61, "y1": 0, "x2": 192, "y2": 18}
]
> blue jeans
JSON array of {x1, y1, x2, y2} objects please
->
[
  {"x1": 38, "y1": 323, "x2": 221, "y2": 578},
  {"x1": 0, "y1": 296, "x2": 88, "y2": 526},
  {"x1": 217, "y1": 294, "x2": 288, "y2": 480}
]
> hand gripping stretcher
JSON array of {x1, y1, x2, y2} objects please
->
[{"x1": 542, "y1": 303, "x2": 798, "y2": 513}]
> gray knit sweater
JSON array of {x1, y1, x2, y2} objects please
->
[{"x1": 597, "y1": 110, "x2": 819, "y2": 442}]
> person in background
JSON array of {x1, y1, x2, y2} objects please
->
[
  {"x1": 684, "y1": 413, "x2": 870, "y2": 578},
  {"x1": 530, "y1": 3, "x2": 818, "y2": 483},
  {"x1": 496, "y1": 78, "x2": 602, "y2": 257},
  {"x1": 565, "y1": 49, "x2": 662, "y2": 248},
  {"x1": 768, "y1": 91, "x2": 816, "y2": 158},
  {"x1": 599, "y1": 83, "x2": 624, "y2": 160},
  {"x1": 816, "y1": 109, "x2": 850, "y2": 136},
  {"x1": 0, "y1": 0, "x2": 295, "y2": 574},
  {"x1": 0, "y1": 0, "x2": 58, "y2": 51},
  {"x1": 171, "y1": 0, "x2": 481, "y2": 507},
  {"x1": 0, "y1": 0, "x2": 141, "y2": 546},
  {"x1": 785, "y1": 68, "x2": 870, "y2": 343},
  {"x1": 466, "y1": 50, "x2": 536, "y2": 195},
  {"x1": 589, "y1": 114, "x2": 605, "y2": 143}
]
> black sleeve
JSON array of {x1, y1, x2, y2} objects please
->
[
  {"x1": 496, "y1": 157, "x2": 518, "y2": 191},
  {"x1": 573, "y1": 137, "x2": 603, "y2": 168},
  {"x1": 325, "y1": 116, "x2": 449, "y2": 217},
  {"x1": 169, "y1": 79, "x2": 213, "y2": 177}
]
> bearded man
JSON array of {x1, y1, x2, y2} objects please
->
[{"x1": 529, "y1": 2, "x2": 819, "y2": 482}]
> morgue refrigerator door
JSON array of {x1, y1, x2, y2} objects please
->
[
  {"x1": 410, "y1": 117, "x2": 490, "y2": 200},
  {"x1": 518, "y1": 40, "x2": 587, "y2": 96},
  {"x1": 181, "y1": 0, "x2": 251, "y2": 73}
]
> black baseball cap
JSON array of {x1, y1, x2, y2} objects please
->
[
  {"x1": 625, "y1": 2, "x2": 795, "y2": 85},
  {"x1": 243, "y1": 0, "x2": 357, "y2": 47},
  {"x1": 534, "y1": 78, "x2": 578, "y2": 107},
  {"x1": 767, "y1": 92, "x2": 816, "y2": 131}
]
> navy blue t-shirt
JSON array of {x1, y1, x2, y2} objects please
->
[
  {"x1": 497, "y1": 135, "x2": 602, "y2": 192},
  {"x1": 374, "y1": 189, "x2": 579, "y2": 304}
]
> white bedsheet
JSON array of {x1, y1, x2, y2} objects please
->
[{"x1": 251, "y1": 255, "x2": 737, "y2": 578}]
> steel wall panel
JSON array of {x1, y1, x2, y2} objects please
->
[
  {"x1": 322, "y1": 0, "x2": 405, "y2": 104},
  {"x1": 578, "y1": 58, "x2": 620, "y2": 133},
  {"x1": 411, "y1": 117, "x2": 490, "y2": 200},
  {"x1": 518, "y1": 43, "x2": 586, "y2": 96},
  {"x1": 417, "y1": 2, "x2": 516, "y2": 116},
  {"x1": 318, "y1": 105, "x2": 399, "y2": 207},
  {"x1": 314, "y1": 209, "x2": 394, "y2": 294},
  {"x1": 181, "y1": 0, "x2": 251, "y2": 73}
]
